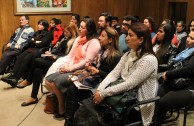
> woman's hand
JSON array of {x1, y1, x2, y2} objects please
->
[
  {"x1": 93, "y1": 91, "x2": 103, "y2": 104},
  {"x1": 59, "y1": 65, "x2": 71, "y2": 73},
  {"x1": 86, "y1": 66, "x2": 99, "y2": 74},
  {"x1": 162, "y1": 72, "x2": 167, "y2": 81},
  {"x1": 45, "y1": 51, "x2": 51, "y2": 55}
]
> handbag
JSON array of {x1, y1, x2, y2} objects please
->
[
  {"x1": 103, "y1": 79, "x2": 137, "y2": 113},
  {"x1": 69, "y1": 69, "x2": 102, "y2": 88},
  {"x1": 44, "y1": 94, "x2": 58, "y2": 114},
  {"x1": 167, "y1": 62, "x2": 192, "y2": 89}
]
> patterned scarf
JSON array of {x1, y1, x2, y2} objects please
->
[{"x1": 73, "y1": 36, "x2": 87, "y2": 64}]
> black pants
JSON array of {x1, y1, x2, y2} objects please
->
[
  {"x1": 156, "y1": 84, "x2": 193, "y2": 125},
  {"x1": 0, "y1": 49, "x2": 20, "y2": 75},
  {"x1": 65, "y1": 84, "x2": 92, "y2": 119},
  {"x1": 13, "y1": 48, "x2": 40, "y2": 79},
  {"x1": 26, "y1": 58, "x2": 53, "y2": 98}
]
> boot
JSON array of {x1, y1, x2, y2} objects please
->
[{"x1": 64, "y1": 117, "x2": 73, "y2": 126}]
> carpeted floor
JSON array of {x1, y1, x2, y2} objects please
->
[
  {"x1": 0, "y1": 80, "x2": 64, "y2": 126},
  {"x1": 0, "y1": 79, "x2": 194, "y2": 126}
]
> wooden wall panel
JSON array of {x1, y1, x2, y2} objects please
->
[
  {"x1": 0, "y1": 0, "x2": 140, "y2": 57},
  {"x1": 2, "y1": 0, "x2": 194, "y2": 57}
]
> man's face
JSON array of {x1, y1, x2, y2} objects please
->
[
  {"x1": 121, "y1": 20, "x2": 131, "y2": 33},
  {"x1": 98, "y1": 16, "x2": 106, "y2": 29},
  {"x1": 20, "y1": 16, "x2": 29, "y2": 27},
  {"x1": 111, "y1": 20, "x2": 118, "y2": 27}
]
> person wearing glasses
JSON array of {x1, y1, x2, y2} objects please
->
[{"x1": 119, "y1": 15, "x2": 137, "y2": 54}]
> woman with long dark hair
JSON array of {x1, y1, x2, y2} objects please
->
[{"x1": 153, "y1": 23, "x2": 178, "y2": 72}]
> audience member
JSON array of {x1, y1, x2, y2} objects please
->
[
  {"x1": 19, "y1": 22, "x2": 79, "y2": 106},
  {"x1": 63, "y1": 27, "x2": 122, "y2": 125},
  {"x1": 112, "y1": 16, "x2": 121, "y2": 35},
  {"x1": 156, "y1": 29, "x2": 194, "y2": 125},
  {"x1": 48, "y1": 18, "x2": 64, "y2": 46},
  {"x1": 119, "y1": 15, "x2": 137, "y2": 53},
  {"x1": 153, "y1": 19, "x2": 178, "y2": 46},
  {"x1": 178, "y1": 19, "x2": 194, "y2": 52},
  {"x1": 44, "y1": 18, "x2": 101, "y2": 117},
  {"x1": 71, "y1": 13, "x2": 80, "y2": 28},
  {"x1": 0, "y1": 15, "x2": 34, "y2": 75},
  {"x1": 143, "y1": 16, "x2": 156, "y2": 39},
  {"x1": 176, "y1": 20, "x2": 187, "y2": 46},
  {"x1": 1, "y1": 19, "x2": 52, "y2": 87},
  {"x1": 97, "y1": 12, "x2": 112, "y2": 35},
  {"x1": 153, "y1": 24, "x2": 178, "y2": 73}
]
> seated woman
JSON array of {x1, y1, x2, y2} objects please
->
[
  {"x1": 44, "y1": 18, "x2": 101, "y2": 117},
  {"x1": 63, "y1": 27, "x2": 122, "y2": 124},
  {"x1": 143, "y1": 16, "x2": 156, "y2": 39},
  {"x1": 152, "y1": 19, "x2": 178, "y2": 47},
  {"x1": 153, "y1": 23, "x2": 178, "y2": 73},
  {"x1": 90, "y1": 22, "x2": 158, "y2": 126},
  {"x1": 175, "y1": 20, "x2": 187, "y2": 46},
  {"x1": 17, "y1": 22, "x2": 79, "y2": 106},
  {"x1": 1, "y1": 19, "x2": 52, "y2": 87},
  {"x1": 48, "y1": 18, "x2": 64, "y2": 46},
  {"x1": 156, "y1": 29, "x2": 194, "y2": 125}
]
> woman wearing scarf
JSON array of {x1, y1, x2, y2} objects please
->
[
  {"x1": 92, "y1": 22, "x2": 158, "y2": 126},
  {"x1": 44, "y1": 18, "x2": 101, "y2": 118},
  {"x1": 156, "y1": 29, "x2": 194, "y2": 125}
]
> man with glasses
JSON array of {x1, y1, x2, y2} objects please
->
[{"x1": 119, "y1": 15, "x2": 137, "y2": 54}]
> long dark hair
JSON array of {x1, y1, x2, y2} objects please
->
[
  {"x1": 128, "y1": 22, "x2": 155, "y2": 58},
  {"x1": 82, "y1": 18, "x2": 98, "y2": 40},
  {"x1": 155, "y1": 24, "x2": 174, "y2": 64},
  {"x1": 38, "y1": 19, "x2": 49, "y2": 31}
]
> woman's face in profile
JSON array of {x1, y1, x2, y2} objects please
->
[
  {"x1": 64, "y1": 29, "x2": 72, "y2": 39},
  {"x1": 125, "y1": 29, "x2": 143, "y2": 50},
  {"x1": 98, "y1": 30, "x2": 111, "y2": 48},
  {"x1": 186, "y1": 31, "x2": 194, "y2": 48},
  {"x1": 79, "y1": 21, "x2": 87, "y2": 37},
  {"x1": 37, "y1": 23, "x2": 45, "y2": 31},
  {"x1": 50, "y1": 20, "x2": 56, "y2": 28},
  {"x1": 156, "y1": 27, "x2": 165, "y2": 42}
]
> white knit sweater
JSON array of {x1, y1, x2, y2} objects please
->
[{"x1": 97, "y1": 51, "x2": 158, "y2": 126}]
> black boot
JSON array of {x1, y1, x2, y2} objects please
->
[
  {"x1": 1, "y1": 73, "x2": 18, "y2": 87},
  {"x1": 64, "y1": 117, "x2": 73, "y2": 126}
]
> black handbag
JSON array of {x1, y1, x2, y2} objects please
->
[{"x1": 167, "y1": 62, "x2": 192, "y2": 89}]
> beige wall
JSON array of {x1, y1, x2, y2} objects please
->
[{"x1": 0, "y1": 0, "x2": 194, "y2": 57}]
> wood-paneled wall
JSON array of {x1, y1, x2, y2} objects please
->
[
  {"x1": 1, "y1": 0, "x2": 194, "y2": 57},
  {"x1": 0, "y1": 0, "x2": 138, "y2": 57}
]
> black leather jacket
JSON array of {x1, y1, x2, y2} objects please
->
[{"x1": 158, "y1": 44, "x2": 178, "y2": 72}]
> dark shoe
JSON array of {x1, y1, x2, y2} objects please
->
[
  {"x1": 1, "y1": 73, "x2": 18, "y2": 87},
  {"x1": 64, "y1": 118, "x2": 73, "y2": 126},
  {"x1": 54, "y1": 113, "x2": 65, "y2": 118},
  {"x1": 16, "y1": 83, "x2": 30, "y2": 89},
  {"x1": 21, "y1": 98, "x2": 38, "y2": 107}
]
